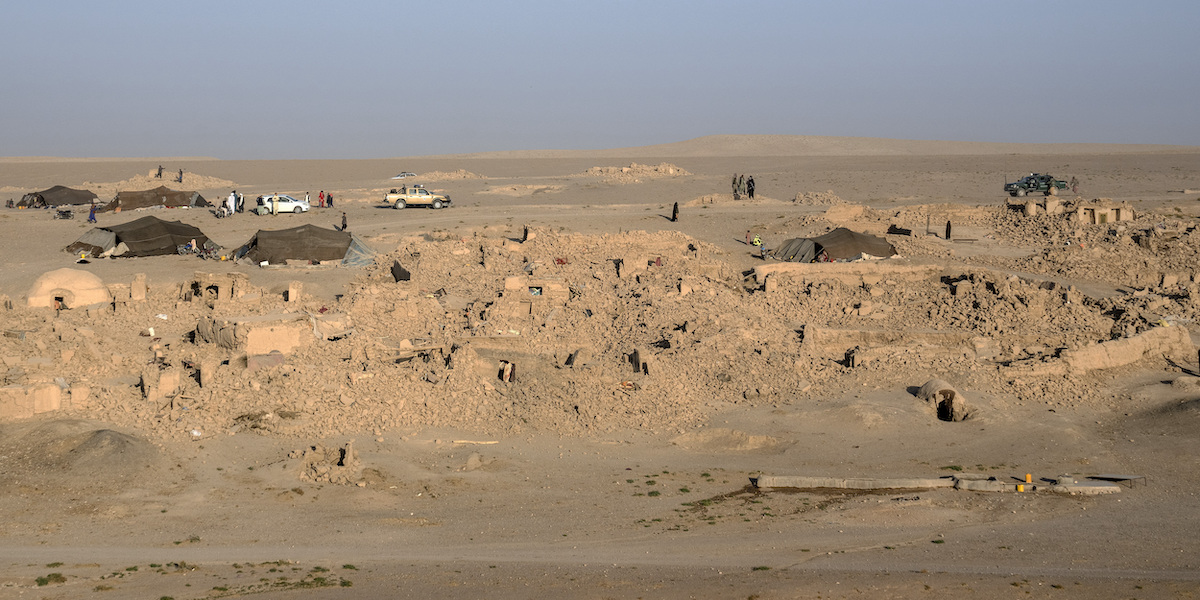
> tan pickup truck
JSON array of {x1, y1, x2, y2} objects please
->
[{"x1": 384, "y1": 185, "x2": 451, "y2": 209}]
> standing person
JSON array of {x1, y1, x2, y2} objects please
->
[
  {"x1": 227, "y1": 191, "x2": 237, "y2": 217},
  {"x1": 747, "y1": 176, "x2": 755, "y2": 199},
  {"x1": 671, "y1": 201, "x2": 679, "y2": 222},
  {"x1": 305, "y1": 192, "x2": 310, "y2": 205},
  {"x1": 341, "y1": 212, "x2": 347, "y2": 232},
  {"x1": 156, "y1": 165, "x2": 163, "y2": 178},
  {"x1": 732, "y1": 174, "x2": 739, "y2": 199},
  {"x1": 318, "y1": 191, "x2": 325, "y2": 208},
  {"x1": 177, "y1": 168, "x2": 184, "y2": 183},
  {"x1": 945, "y1": 220, "x2": 952, "y2": 241},
  {"x1": 327, "y1": 192, "x2": 334, "y2": 208},
  {"x1": 738, "y1": 174, "x2": 746, "y2": 197},
  {"x1": 1070, "y1": 176, "x2": 1079, "y2": 194},
  {"x1": 87, "y1": 202, "x2": 97, "y2": 223}
]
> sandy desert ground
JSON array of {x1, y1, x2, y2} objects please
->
[{"x1": 1, "y1": 135, "x2": 1199, "y2": 599}]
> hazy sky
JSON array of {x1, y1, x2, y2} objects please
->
[{"x1": 3, "y1": 1, "x2": 1197, "y2": 159}]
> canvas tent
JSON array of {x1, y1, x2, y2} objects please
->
[
  {"x1": 65, "y1": 215, "x2": 212, "y2": 257},
  {"x1": 234, "y1": 224, "x2": 375, "y2": 266},
  {"x1": 101, "y1": 185, "x2": 209, "y2": 212},
  {"x1": 17, "y1": 186, "x2": 99, "y2": 208},
  {"x1": 768, "y1": 228, "x2": 896, "y2": 263}
]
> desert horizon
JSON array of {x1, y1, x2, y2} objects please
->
[{"x1": 5, "y1": 134, "x2": 1200, "y2": 165}]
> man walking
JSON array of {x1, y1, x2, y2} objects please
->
[{"x1": 341, "y1": 212, "x2": 347, "y2": 232}]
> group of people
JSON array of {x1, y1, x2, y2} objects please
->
[
  {"x1": 311, "y1": 190, "x2": 334, "y2": 208},
  {"x1": 155, "y1": 165, "x2": 185, "y2": 183},
  {"x1": 223, "y1": 191, "x2": 245, "y2": 216},
  {"x1": 731, "y1": 174, "x2": 756, "y2": 199}
]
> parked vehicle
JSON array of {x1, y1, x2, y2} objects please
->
[
  {"x1": 385, "y1": 185, "x2": 451, "y2": 209},
  {"x1": 391, "y1": 172, "x2": 417, "y2": 180},
  {"x1": 252, "y1": 194, "x2": 310, "y2": 215},
  {"x1": 1004, "y1": 173, "x2": 1068, "y2": 197}
]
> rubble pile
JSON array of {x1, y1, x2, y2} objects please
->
[
  {"x1": 417, "y1": 169, "x2": 484, "y2": 182},
  {"x1": 291, "y1": 441, "x2": 361, "y2": 485},
  {"x1": 794, "y1": 190, "x2": 846, "y2": 205},
  {"x1": 582, "y1": 163, "x2": 690, "y2": 184},
  {"x1": 4, "y1": 199, "x2": 1200, "y2": 441},
  {"x1": 81, "y1": 172, "x2": 237, "y2": 201}
]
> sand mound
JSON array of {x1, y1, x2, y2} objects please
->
[
  {"x1": 683, "y1": 193, "x2": 778, "y2": 207},
  {"x1": 0, "y1": 419, "x2": 159, "y2": 487},
  {"x1": 418, "y1": 169, "x2": 484, "y2": 182},
  {"x1": 81, "y1": 171, "x2": 237, "y2": 200},
  {"x1": 683, "y1": 193, "x2": 727, "y2": 207},
  {"x1": 479, "y1": 184, "x2": 564, "y2": 197},
  {"x1": 795, "y1": 190, "x2": 846, "y2": 205},
  {"x1": 582, "y1": 162, "x2": 689, "y2": 184},
  {"x1": 671, "y1": 428, "x2": 787, "y2": 453}
]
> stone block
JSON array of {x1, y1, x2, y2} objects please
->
[
  {"x1": 197, "y1": 313, "x2": 314, "y2": 355},
  {"x1": 0, "y1": 385, "x2": 33, "y2": 419},
  {"x1": 566, "y1": 348, "x2": 590, "y2": 368},
  {"x1": 158, "y1": 368, "x2": 182, "y2": 397},
  {"x1": 248, "y1": 351, "x2": 287, "y2": 372},
  {"x1": 87, "y1": 303, "x2": 114, "y2": 318},
  {"x1": 29, "y1": 383, "x2": 62, "y2": 413},
  {"x1": 70, "y1": 384, "x2": 92, "y2": 407},
  {"x1": 131, "y1": 273, "x2": 147, "y2": 301},
  {"x1": 199, "y1": 359, "x2": 219, "y2": 388},
  {"x1": 619, "y1": 256, "x2": 647, "y2": 279}
]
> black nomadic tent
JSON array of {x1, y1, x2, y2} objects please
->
[
  {"x1": 18, "y1": 186, "x2": 99, "y2": 207},
  {"x1": 101, "y1": 186, "x2": 209, "y2": 212},
  {"x1": 65, "y1": 215, "x2": 212, "y2": 257},
  {"x1": 234, "y1": 224, "x2": 375, "y2": 266},
  {"x1": 768, "y1": 228, "x2": 897, "y2": 262}
]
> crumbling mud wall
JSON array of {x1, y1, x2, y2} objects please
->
[
  {"x1": 1, "y1": 219, "x2": 1197, "y2": 441},
  {"x1": 1065, "y1": 325, "x2": 1192, "y2": 373}
]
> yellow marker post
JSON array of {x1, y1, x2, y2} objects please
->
[
  {"x1": 1017, "y1": 484, "x2": 1025, "y2": 492},
  {"x1": 1025, "y1": 473, "x2": 1032, "y2": 483}
]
